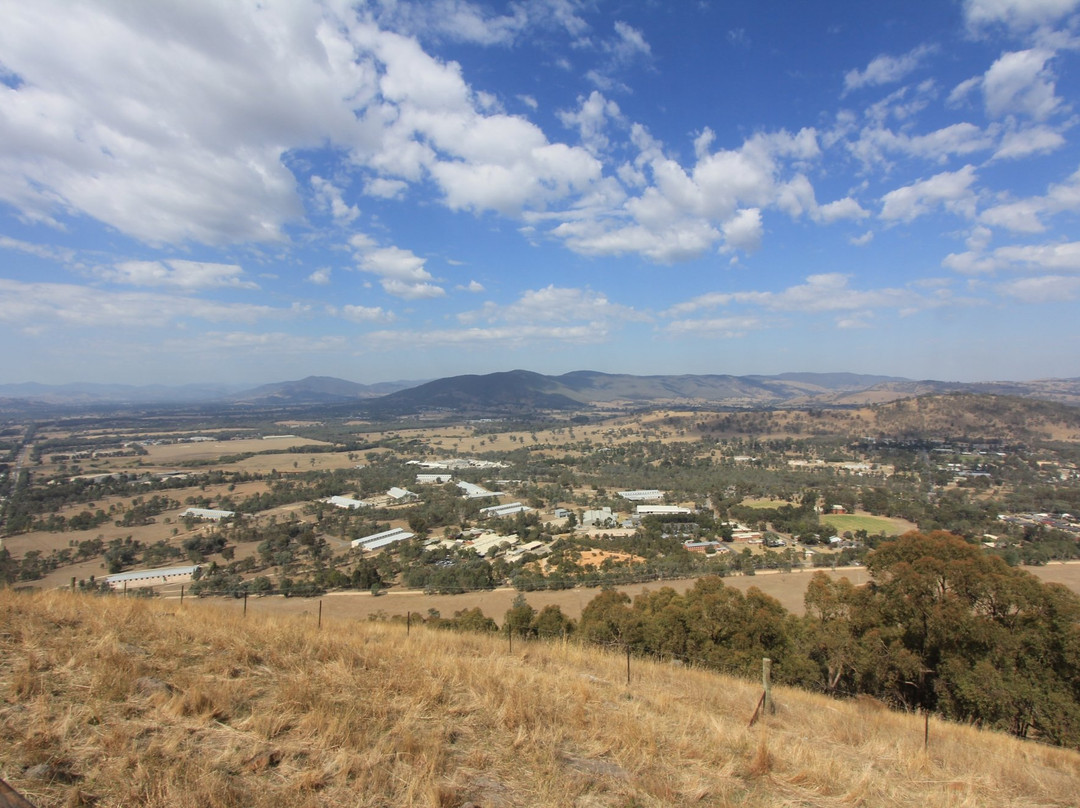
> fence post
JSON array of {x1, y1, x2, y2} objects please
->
[
  {"x1": 762, "y1": 658, "x2": 774, "y2": 715},
  {"x1": 406, "y1": 611, "x2": 410, "y2": 636},
  {"x1": 243, "y1": 591, "x2": 248, "y2": 617},
  {"x1": 924, "y1": 709, "x2": 929, "y2": 750},
  {"x1": 626, "y1": 645, "x2": 631, "y2": 686},
  {"x1": 318, "y1": 599, "x2": 322, "y2": 629},
  {"x1": 180, "y1": 585, "x2": 184, "y2": 605}
]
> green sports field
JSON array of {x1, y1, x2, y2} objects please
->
[{"x1": 821, "y1": 513, "x2": 913, "y2": 536}]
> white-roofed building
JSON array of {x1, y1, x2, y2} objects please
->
[
  {"x1": 467, "y1": 532, "x2": 519, "y2": 556},
  {"x1": 387, "y1": 487, "x2": 418, "y2": 502},
  {"x1": 618, "y1": 489, "x2": 664, "y2": 501},
  {"x1": 479, "y1": 502, "x2": 531, "y2": 518},
  {"x1": 636, "y1": 504, "x2": 693, "y2": 516},
  {"x1": 323, "y1": 495, "x2": 369, "y2": 509},
  {"x1": 351, "y1": 527, "x2": 414, "y2": 550},
  {"x1": 417, "y1": 473, "x2": 453, "y2": 484},
  {"x1": 180, "y1": 507, "x2": 235, "y2": 520},
  {"x1": 582, "y1": 507, "x2": 615, "y2": 526},
  {"x1": 105, "y1": 565, "x2": 199, "y2": 589},
  {"x1": 457, "y1": 481, "x2": 502, "y2": 499}
]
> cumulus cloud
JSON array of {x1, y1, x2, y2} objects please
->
[
  {"x1": 964, "y1": 0, "x2": 1080, "y2": 33},
  {"x1": 462, "y1": 285, "x2": 643, "y2": 326},
  {"x1": 843, "y1": 45, "x2": 937, "y2": 93},
  {"x1": 353, "y1": 242, "x2": 446, "y2": 299},
  {"x1": 944, "y1": 240, "x2": 1080, "y2": 274},
  {"x1": 164, "y1": 331, "x2": 348, "y2": 355},
  {"x1": 0, "y1": 1, "x2": 369, "y2": 245},
  {"x1": 363, "y1": 177, "x2": 409, "y2": 199},
  {"x1": 977, "y1": 166, "x2": 1080, "y2": 233},
  {"x1": 100, "y1": 260, "x2": 258, "y2": 290},
  {"x1": 721, "y1": 208, "x2": 763, "y2": 252},
  {"x1": 307, "y1": 267, "x2": 332, "y2": 285},
  {"x1": 0, "y1": 235, "x2": 75, "y2": 262},
  {"x1": 339, "y1": 304, "x2": 395, "y2": 323},
  {"x1": 880, "y1": 166, "x2": 979, "y2": 222},
  {"x1": 849, "y1": 123, "x2": 993, "y2": 168},
  {"x1": 664, "y1": 316, "x2": 762, "y2": 337},
  {"x1": 311, "y1": 175, "x2": 360, "y2": 224},
  {"x1": 997, "y1": 274, "x2": 1080, "y2": 302},
  {"x1": 982, "y1": 49, "x2": 1062, "y2": 120},
  {"x1": 0, "y1": 279, "x2": 276, "y2": 328},
  {"x1": 992, "y1": 124, "x2": 1068, "y2": 160},
  {"x1": 559, "y1": 91, "x2": 622, "y2": 155},
  {"x1": 665, "y1": 274, "x2": 936, "y2": 327}
]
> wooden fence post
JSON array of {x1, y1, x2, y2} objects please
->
[
  {"x1": 626, "y1": 645, "x2": 631, "y2": 686},
  {"x1": 243, "y1": 592, "x2": 248, "y2": 617},
  {"x1": 318, "y1": 599, "x2": 322, "y2": 629},
  {"x1": 763, "y1": 658, "x2": 774, "y2": 715}
]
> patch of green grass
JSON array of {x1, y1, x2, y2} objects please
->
[
  {"x1": 739, "y1": 497, "x2": 789, "y2": 509},
  {"x1": 821, "y1": 513, "x2": 905, "y2": 536}
]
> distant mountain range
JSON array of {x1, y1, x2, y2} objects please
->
[{"x1": 2, "y1": 370, "x2": 1079, "y2": 413}]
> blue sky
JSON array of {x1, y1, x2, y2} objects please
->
[{"x1": 1, "y1": 0, "x2": 1079, "y2": 386}]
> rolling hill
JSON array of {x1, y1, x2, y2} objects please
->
[
  {"x1": 3, "y1": 371, "x2": 1079, "y2": 413},
  {"x1": 1, "y1": 590, "x2": 1078, "y2": 808}
]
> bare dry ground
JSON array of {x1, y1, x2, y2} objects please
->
[
  {"x1": 2, "y1": 590, "x2": 1078, "y2": 808},
  {"x1": 201, "y1": 563, "x2": 1080, "y2": 624}
]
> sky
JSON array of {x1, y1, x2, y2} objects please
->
[{"x1": 1, "y1": 0, "x2": 1080, "y2": 387}]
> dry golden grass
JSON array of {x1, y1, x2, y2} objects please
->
[{"x1": 2, "y1": 591, "x2": 1078, "y2": 808}]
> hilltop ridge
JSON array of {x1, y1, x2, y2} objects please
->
[{"x1": 1, "y1": 590, "x2": 1078, "y2": 808}]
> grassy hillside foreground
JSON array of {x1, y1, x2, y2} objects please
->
[{"x1": 2, "y1": 593, "x2": 1079, "y2": 808}]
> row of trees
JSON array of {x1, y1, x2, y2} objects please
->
[{"x1": 425, "y1": 533, "x2": 1080, "y2": 748}]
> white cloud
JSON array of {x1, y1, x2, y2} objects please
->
[
  {"x1": 558, "y1": 91, "x2": 622, "y2": 155},
  {"x1": 340, "y1": 304, "x2": 395, "y2": 323},
  {"x1": 464, "y1": 285, "x2": 643, "y2": 325},
  {"x1": 817, "y1": 198, "x2": 870, "y2": 224},
  {"x1": 308, "y1": 267, "x2": 332, "y2": 285},
  {"x1": 997, "y1": 274, "x2": 1080, "y2": 302},
  {"x1": 165, "y1": 331, "x2": 348, "y2": 355},
  {"x1": 850, "y1": 231, "x2": 874, "y2": 246},
  {"x1": 721, "y1": 208, "x2": 763, "y2": 252},
  {"x1": 367, "y1": 322, "x2": 608, "y2": 347},
  {"x1": 843, "y1": 45, "x2": 936, "y2": 93},
  {"x1": 982, "y1": 49, "x2": 1061, "y2": 121},
  {"x1": 381, "y1": 279, "x2": 446, "y2": 299},
  {"x1": 311, "y1": 175, "x2": 360, "y2": 224},
  {"x1": 667, "y1": 274, "x2": 925, "y2": 316},
  {"x1": 977, "y1": 166, "x2": 1080, "y2": 232},
  {"x1": 0, "y1": 1, "x2": 371, "y2": 246},
  {"x1": 980, "y1": 199, "x2": 1046, "y2": 232},
  {"x1": 367, "y1": 0, "x2": 586, "y2": 46},
  {"x1": 664, "y1": 316, "x2": 762, "y2": 337},
  {"x1": 101, "y1": 260, "x2": 258, "y2": 290},
  {"x1": 849, "y1": 123, "x2": 993, "y2": 168},
  {"x1": 993, "y1": 124, "x2": 1068, "y2": 159},
  {"x1": 0, "y1": 235, "x2": 75, "y2": 262},
  {"x1": 964, "y1": 0, "x2": 1080, "y2": 32},
  {"x1": 609, "y1": 21, "x2": 651, "y2": 63},
  {"x1": 945, "y1": 239, "x2": 1080, "y2": 274},
  {"x1": 880, "y1": 166, "x2": 979, "y2": 222},
  {"x1": 0, "y1": 279, "x2": 275, "y2": 328},
  {"x1": 350, "y1": 240, "x2": 447, "y2": 299},
  {"x1": 457, "y1": 280, "x2": 485, "y2": 292}
]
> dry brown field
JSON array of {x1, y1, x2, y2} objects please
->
[
  {"x1": 141, "y1": 436, "x2": 326, "y2": 464},
  {"x1": 5, "y1": 590, "x2": 1079, "y2": 808},
  {"x1": 199, "y1": 563, "x2": 1080, "y2": 625}
]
